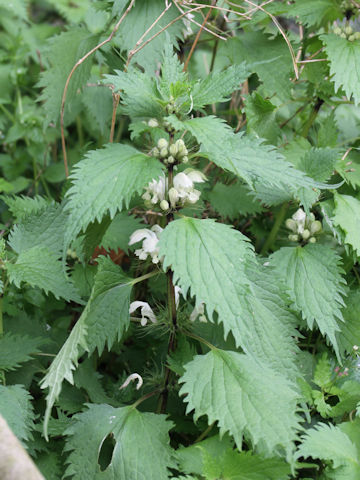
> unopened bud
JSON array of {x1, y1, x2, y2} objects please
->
[
  {"x1": 302, "y1": 229, "x2": 310, "y2": 240},
  {"x1": 160, "y1": 200, "x2": 169, "y2": 210},
  {"x1": 353, "y1": 345, "x2": 359, "y2": 351},
  {"x1": 340, "y1": 32, "x2": 347, "y2": 38},
  {"x1": 309, "y1": 236, "x2": 316, "y2": 243},
  {"x1": 333, "y1": 27, "x2": 342, "y2": 35},
  {"x1": 310, "y1": 220, "x2": 322, "y2": 235},
  {"x1": 167, "y1": 155, "x2": 175, "y2": 164},
  {"x1": 288, "y1": 234, "x2": 299, "y2": 242},
  {"x1": 169, "y1": 144, "x2": 178, "y2": 156},
  {"x1": 71, "y1": 250, "x2": 77, "y2": 259},
  {"x1": 345, "y1": 26, "x2": 353, "y2": 35},
  {"x1": 182, "y1": 155, "x2": 189, "y2": 164},
  {"x1": 152, "y1": 147, "x2": 160, "y2": 158},
  {"x1": 160, "y1": 147, "x2": 168, "y2": 158},
  {"x1": 354, "y1": 32, "x2": 360, "y2": 40},
  {"x1": 349, "y1": 34, "x2": 356, "y2": 41},
  {"x1": 148, "y1": 118, "x2": 159, "y2": 128},
  {"x1": 175, "y1": 139, "x2": 186, "y2": 154},
  {"x1": 168, "y1": 187, "x2": 179, "y2": 208},
  {"x1": 157, "y1": 138, "x2": 168, "y2": 150},
  {"x1": 285, "y1": 218, "x2": 297, "y2": 232}
]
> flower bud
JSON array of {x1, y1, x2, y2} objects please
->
[
  {"x1": 152, "y1": 147, "x2": 160, "y2": 158},
  {"x1": 349, "y1": 34, "x2": 356, "y2": 41},
  {"x1": 169, "y1": 144, "x2": 178, "y2": 156},
  {"x1": 302, "y1": 229, "x2": 311, "y2": 240},
  {"x1": 175, "y1": 139, "x2": 186, "y2": 154},
  {"x1": 71, "y1": 250, "x2": 77, "y2": 259},
  {"x1": 310, "y1": 220, "x2": 322, "y2": 235},
  {"x1": 355, "y1": 32, "x2": 360, "y2": 40},
  {"x1": 182, "y1": 155, "x2": 189, "y2": 164},
  {"x1": 168, "y1": 187, "x2": 179, "y2": 208},
  {"x1": 167, "y1": 155, "x2": 175, "y2": 164},
  {"x1": 288, "y1": 234, "x2": 299, "y2": 242},
  {"x1": 309, "y1": 237, "x2": 316, "y2": 243},
  {"x1": 160, "y1": 147, "x2": 168, "y2": 158},
  {"x1": 345, "y1": 25, "x2": 353, "y2": 35},
  {"x1": 157, "y1": 138, "x2": 168, "y2": 150},
  {"x1": 333, "y1": 27, "x2": 342, "y2": 36},
  {"x1": 148, "y1": 118, "x2": 159, "y2": 128},
  {"x1": 340, "y1": 32, "x2": 347, "y2": 38},
  {"x1": 160, "y1": 200, "x2": 169, "y2": 210},
  {"x1": 285, "y1": 218, "x2": 297, "y2": 232}
]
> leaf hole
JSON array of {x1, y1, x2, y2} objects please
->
[{"x1": 98, "y1": 433, "x2": 116, "y2": 471}]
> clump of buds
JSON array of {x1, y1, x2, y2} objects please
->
[
  {"x1": 286, "y1": 208, "x2": 322, "y2": 244},
  {"x1": 333, "y1": 23, "x2": 360, "y2": 41},
  {"x1": 152, "y1": 138, "x2": 189, "y2": 165}
]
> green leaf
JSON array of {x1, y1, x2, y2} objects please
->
[
  {"x1": 180, "y1": 349, "x2": 300, "y2": 458},
  {"x1": 0, "y1": 333, "x2": 43, "y2": 371},
  {"x1": 207, "y1": 182, "x2": 263, "y2": 219},
  {"x1": 8, "y1": 203, "x2": 67, "y2": 256},
  {"x1": 6, "y1": 246, "x2": 81, "y2": 303},
  {"x1": 296, "y1": 423, "x2": 360, "y2": 478},
  {"x1": 287, "y1": 0, "x2": 342, "y2": 27},
  {"x1": 245, "y1": 92, "x2": 281, "y2": 145},
  {"x1": 82, "y1": 85, "x2": 113, "y2": 136},
  {"x1": 0, "y1": 385, "x2": 34, "y2": 443},
  {"x1": 202, "y1": 449, "x2": 291, "y2": 480},
  {"x1": 44, "y1": 0, "x2": 89, "y2": 23},
  {"x1": 333, "y1": 193, "x2": 360, "y2": 257},
  {"x1": 337, "y1": 290, "x2": 360, "y2": 355},
  {"x1": 191, "y1": 63, "x2": 250, "y2": 110},
  {"x1": 65, "y1": 404, "x2": 176, "y2": 479},
  {"x1": 99, "y1": 213, "x2": 144, "y2": 254},
  {"x1": 158, "y1": 41, "x2": 187, "y2": 100},
  {"x1": 2, "y1": 195, "x2": 51, "y2": 221},
  {"x1": 270, "y1": 244, "x2": 346, "y2": 358},
  {"x1": 322, "y1": 34, "x2": 360, "y2": 106},
  {"x1": 41, "y1": 257, "x2": 132, "y2": 437},
  {"x1": 64, "y1": 143, "x2": 163, "y2": 249},
  {"x1": 38, "y1": 28, "x2": 99, "y2": 123},
  {"x1": 104, "y1": 69, "x2": 163, "y2": 120},
  {"x1": 160, "y1": 217, "x2": 300, "y2": 377},
  {"x1": 114, "y1": 0, "x2": 183, "y2": 72}
]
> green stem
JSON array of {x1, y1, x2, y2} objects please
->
[
  {"x1": 183, "y1": 330, "x2": 215, "y2": 351},
  {"x1": 301, "y1": 98, "x2": 324, "y2": 138},
  {"x1": 194, "y1": 421, "x2": 215, "y2": 443},
  {"x1": 132, "y1": 389, "x2": 162, "y2": 409},
  {"x1": 131, "y1": 270, "x2": 159, "y2": 285},
  {"x1": 260, "y1": 203, "x2": 288, "y2": 256}
]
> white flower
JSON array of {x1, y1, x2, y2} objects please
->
[
  {"x1": 120, "y1": 373, "x2": 143, "y2": 390},
  {"x1": 292, "y1": 208, "x2": 306, "y2": 234},
  {"x1": 129, "y1": 225, "x2": 163, "y2": 264},
  {"x1": 190, "y1": 302, "x2": 207, "y2": 323},
  {"x1": 172, "y1": 169, "x2": 206, "y2": 207},
  {"x1": 142, "y1": 176, "x2": 166, "y2": 205},
  {"x1": 129, "y1": 301, "x2": 157, "y2": 326},
  {"x1": 174, "y1": 285, "x2": 182, "y2": 309}
]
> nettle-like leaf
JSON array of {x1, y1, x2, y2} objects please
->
[
  {"x1": 0, "y1": 333, "x2": 43, "y2": 371},
  {"x1": 169, "y1": 116, "x2": 328, "y2": 199},
  {"x1": 64, "y1": 404, "x2": 176, "y2": 479},
  {"x1": 180, "y1": 349, "x2": 301, "y2": 458},
  {"x1": 287, "y1": 0, "x2": 342, "y2": 27},
  {"x1": 322, "y1": 34, "x2": 360, "y2": 106},
  {"x1": 191, "y1": 63, "x2": 250, "y2": 110},
  {"x1": 99, "y1": 212, "x2": 145, "y2": 254},
  {"x1": 270, "y1": 244, "x2": 346, "y2": 358},
  {"x1": 245, "y1": 92, "x2": 281, "y2": 145},
  {"x1": 0, "y1": 385, "x2": 34, "y2": 443},
  {"x1": 64, "y1": 143, "x2": 163, "y2": 250},
  {"x1": 38, "y1": 28, "x2": 99, "y2": 123},
  {"x1": 6, "y1": 246, "x2": 81, "y2": 303},
  {"x1": 159, "y1": 218, "x2": 299, "y2": 377},
  {"x1": 41, "y1": 257, "x2": 132, "y2": 437},
  {"x1": 2, "y1": 195, "x2": 51, "y2": 221},
  {"x1": 8, "y1": 203, "x2": 67, "y2": 256},
  {"x1": 207, "y1": 182, "x2": 263, "y2": 219},
  {"x1": 296, "y1": 422, "x2": 360, "y2": 478},
  {"x1": 337, "y1": 290, "x2": 360, "y2": 355},
  {"x1": 333, "y1": 193, "x2": 360, "y2": 257}
]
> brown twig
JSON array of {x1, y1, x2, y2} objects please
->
[
  {"x1": 60, "y1": 0, "x2": 136, "y2": 177},
  {"x1": 173, "y1": 1, "x2": 227, "y2": 40},
  {"x1": 183, "y1": 1, "x2": 217, "y2": 72}
]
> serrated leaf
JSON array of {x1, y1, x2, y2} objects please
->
[
  {"x1": 45, "y1": 0, "x2": 89, "y2": 23},
  {"x1": 38, "y1": 28, "x2": 99, "y2": 123},
  {"x1": 207, "y1": 182, "x2": 263, "y2": 219},
  {"x1": 6, "y1": 246, "x2": 81, "y2": 302},
  {"x1": 270, "y1": 244, "x2": 346, "y2": 358},
  {"x1": 2, "y1": 195, "x2": 51, "y2": 221},
  {"x1": 114, "y1": 0, "x2": 183, "y2": 73},
  {"x1": 158, "y1": 41, "x2": 187, "y2": 99},
  {"x1": 245, "y1": 92, "x2": 281, "y2": 145},
  {"x1": 41, "y1": 257, "x2": 132, "y2": 437},
  {"x1": 99, "y1": 212, "x2": 144, "y2": 253},
  {"x1": 64, "y1": 143, "x2": 163, "y2": 249},
  {"x1": 296, "y1": 423, "x2": 360, "y2": 478},
  {"x1": 82, "y1": 85, "x2": 113, "y2": 136},
  {"x1": 0, "y1": 385, "x2": 34, "y2": 442},
  {"x1": 64, "y1": 404, "x2": 176, "y2": 479},
  {"x1": 8, "y1": 203, "x2": 67, "y2": 256},
  {"x1": 0, "y1": 333, "x2": 43, "y2": 371},
  {"x1": 333, "y1": 193, "x2": 360, "y2": 257},
  {"x1": 322, "y1": 34, "x2": 360, "y2": 106},
  {"x1": 180, "y1": 349, "x2": 300, "y2": 458},
  {"x1": 191, "y1": 63, "x2": 250, "y2": 110},
  {"x1": 160, "y1": 218, "x2": 300, "y2": 377},
  {"x1": 287, "y1": 0, "x2": 342, "y2": 27}
]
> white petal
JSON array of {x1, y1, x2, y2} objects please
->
[
  {"x1": 174, "y1": 172, "x2": 193, "y2": 190},
  {"x1": 129, "y1": 228, "x2": 152, "y2": 245},
  {"x1": 120, "y1": 373, "x2": 143, "y2": 390},
  {"x1": 186, "y1": 169, "x2": 206, "y2": 183},
  {"x1": 141, "y1": 304, "x2": 157, "y2": 324},
  {"x1": 190, "y1": 303, "x2": 205, "y2": 322},
  {"x1": 174, "y1": 285, "x2": 182, "y2": 308},
  {"x1": 129, "y1": 301, "x2": 149, "y2": 314},
  {"x1": 151, "y1": 224, "x2": 163, "y2": 237}
]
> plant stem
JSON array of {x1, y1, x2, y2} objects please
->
[
  {"x1": 260, "y1": 203, "x2": 288, "y2": 256},
  {"x1": 132, "y1": 270, "x2": 159, "y2": 285},
  {"x1": 132, "y1": 389, "x2": 162, "y2": 409},
  {"x1": 194, "y1": 422, "x2": 215, "y2": 443}
]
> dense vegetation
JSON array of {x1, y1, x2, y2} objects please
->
[{"x1": 1, "y1": 0, "x2": 360, "y2": 478}]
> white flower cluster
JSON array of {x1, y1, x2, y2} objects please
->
[
  {"x1": 142, "y1": 169, "x2": 206, "y2": 211},
  {"x1": 128, "y1": 225, "x2": 163, "y2": 264},
  {"x1": 286, "y1": 208, "x2": 322, "y2": 243},
  {"x1": 152, "y1": 138, "x2": 189, "y2": 165}
]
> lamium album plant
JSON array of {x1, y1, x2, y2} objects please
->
[{"x1": 1, "y1": 1, "x2": 360, "y2": 479}]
